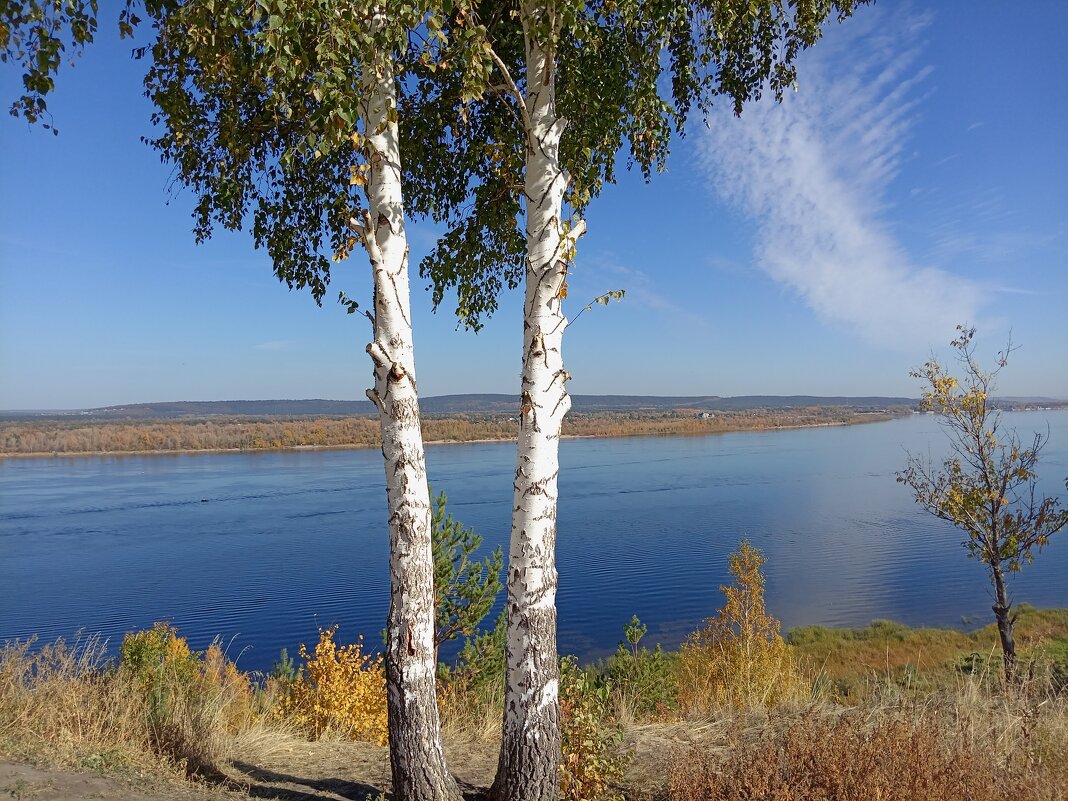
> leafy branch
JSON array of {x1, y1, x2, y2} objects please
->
[{"x1": 563, "y1": 289, "x2": 625, "y2": 330}]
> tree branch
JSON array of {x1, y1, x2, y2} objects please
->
[{"x1": 484, "y1": 43, "x2": 534, "y2": 149}]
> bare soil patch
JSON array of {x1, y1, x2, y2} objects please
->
[{"x1": 1, "y1": 736, "x2": 501, "y2": 801}]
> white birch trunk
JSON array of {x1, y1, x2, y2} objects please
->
[
  {"x1": 359, "y1": 62, "x2": 461, "y2": 801},
  {"x1": 492, "y1": 24, "x2": 583, "y2": 801}
]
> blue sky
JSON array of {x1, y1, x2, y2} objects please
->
[{"x1": 1, "y1": 2, "x2": 1066, "y2": 410}]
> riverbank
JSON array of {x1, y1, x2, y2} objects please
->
[{"x1": 0, "y1": 408, "x2": 899, "y2": 458}]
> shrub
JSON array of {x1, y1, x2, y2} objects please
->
[
  {"x1": 119, "y1": 623, "x2": 201, "y2": 731},
  {"x1": 269, "y1": 647, "x2": 297, "y2": 687},
  {"x1": 678, "y1": 541, "x2": 806, "y2": 712},
  {"x1": 118, "y1": 623, "x2": 254, "y2": 772},
  {"x1": 119, "y1": 623, "x2": 199, "y2": 691},
  {"x1": 559, "y1": 657, "x2": 628, "y2": 801},
  {"x1": 200, "y1": 643, "x2": 255, "y2": 731},
  {"x1": 277, "y1": 626, "x2": 387, "y2": 745}
]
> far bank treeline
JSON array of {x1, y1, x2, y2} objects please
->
[{"x1": 0, "y1": 407, "x2": 896, "y2": 456}]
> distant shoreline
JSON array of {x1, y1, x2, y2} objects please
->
[{"x1": 0, "y1": 413, "x2": 896, "y2": 460}]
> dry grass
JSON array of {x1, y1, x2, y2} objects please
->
[
  {"x1": 667, "y1": 679, "x2": 1068, "y2": 801},
  {"x1": 0, "y1": 635, "x2": 152, "y2": 771},
  {"x1": 4, "y1": 615, "x2": 1068, "y2": 801},
  {"x1": 437, "y1": 676, "x2": 504, "y2": 746},
  {"x1": 0, "y1": 632, "x2": 277, "y2": 779}
]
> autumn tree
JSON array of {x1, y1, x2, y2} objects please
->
[
  {"x1": 898, "y1": 326, "x2": 1068, "y2": 685},
  {"x1": 412, "y1": 3, "x2": 868, "y2": 795},
  {"x1": 678, "y1": 540, "x2": 803, "y2": 712}
]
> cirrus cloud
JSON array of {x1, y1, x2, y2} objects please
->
[{"x1": 698, "y1": 9, "x2": 986, "y2": 349}]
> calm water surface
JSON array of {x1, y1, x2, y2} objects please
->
[{"x1": 2, "y1": 412, "x2": 1066, "y2": 671}]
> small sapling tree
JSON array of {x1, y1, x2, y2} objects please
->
[
  {"x1": 603, "y1": 615, "x2": 677, "y2": 721},
  {"x1": 898, "y1": 326, "x2": 1068, "y2": 685},
  {"x1": 678, "y1": 540, "x2": 802, "y2": 711},
  {"x1": 431, "y1": 489, "x2": 504, "y2": 665}
]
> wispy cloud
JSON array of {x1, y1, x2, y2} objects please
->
[
  {"x1": 698, "y1": 8, "x2": 986, "y2": 349},
  {"x1": 254, "y1": 340, "x2": 298, "y2": 352}
]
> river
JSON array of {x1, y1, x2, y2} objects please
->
[{"x1": 2, "y1": 411, "x2": 1065, "y2": 672}]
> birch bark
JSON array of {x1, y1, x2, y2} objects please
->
[
  {"x1": 358, "y1": 62, "x2": 462, "y2": 801},
  {"x1": 491, "y1": 21, "x2": 585, "y2": 801}
]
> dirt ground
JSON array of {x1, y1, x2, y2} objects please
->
[
  {"x1": 1, "y1": 738, "x2": 505, "y2": 801},
  {"x1": 0, "y1": 729, "x2": 679, "y2": 801},
  {"x1": 0, "y1": 760, "x2": 228, "y2": 801}
]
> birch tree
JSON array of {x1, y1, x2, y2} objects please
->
[
  {"x1": 414, "y1": 2, "x2": 868, "y2": 796},
  {"x1": 8, "y1": 2, "x2": 872, "y2": 794},
  {"x1": 3, "y1": 3, "x2": 499, "y2": 794},
  {"x1": 129, "y1": 3, "x2": 492, "y2": 797}
]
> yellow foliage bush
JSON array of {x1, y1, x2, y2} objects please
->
[
  {"x1": 678, "y1": 541, "x2": 806, "y2": 713},
  {"x1": 201, "y1": 643, "x2": 255, "y2": 730},
  {"x1": 278, "y1": 626, "x2": 388, "y2": 745},
  {"x1": 117, "y1": 623, "x2": 257, "y2": 771}
]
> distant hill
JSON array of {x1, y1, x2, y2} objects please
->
[{"x1": 2, "y1": 394, "x2": 922, "y2": 420}]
